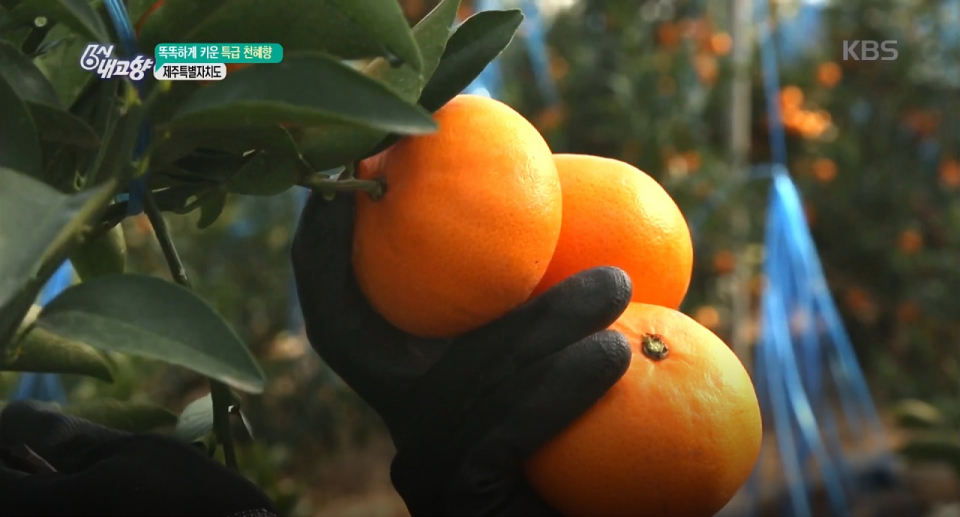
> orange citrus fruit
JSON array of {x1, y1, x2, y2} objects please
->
[
  {"x1": 530, "y1": 154, "x2": 693, "y2": 309},
  {"x1": 352, "y1": 94, "x2": 562, "y2": 338},
  {"x1": 526, "y1": 302, "x2": 762, "y2": 517}
]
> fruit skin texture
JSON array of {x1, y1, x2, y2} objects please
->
[
  {"x1": 525, "y1": 302, "x2": 762, "y2": 517},
  {"x1": 530, "y1": 154, "x2": 693, "y2": 309},
  {"x1": 69, "y1": 225, "x2": 127, "y2": 282},
  {"x1": 352, "y1": 94, "x2": 562, "y2": 338}
]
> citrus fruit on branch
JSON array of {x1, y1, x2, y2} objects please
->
[
  {"x1": 525, "y1": 302, "x2": 762, "y2": 517},
  {"x1": 352, "y1": 94, "x2": 562, "y2": 338},
  {"x1": 69, "y1": 224, "x2": 127, "y2": 281},
  {"x1": 531, "y1": 154, "x2": 694, "y2": 309}
]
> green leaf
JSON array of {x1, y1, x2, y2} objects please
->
[
  {"x1": 0, "y1": 42, "x2": 100, "y2": 149},
  {"x1": 75, "y1": 76, "x2": 118, "y2": 137},
  {"x1": 197, "y1": 189, "x2": 227, "y2": 229},
  {"x1": 87, "y1": 95, "x2": 145, "y2": 185},
  {"x1": 9, "y1": 0, "x2": 109, "y2": 43},
  {"x1": 138, "y1": 0, "x2": 422, "y2": 72},
  {"x1": 124, "y1": 0, "x2": 156, "y2": 22},
  {"x1": 169, "y1": 53, "x2": 437, "y2": 135},
  {"x1": 0, "y1": 24, "x2": 32, "y2": 48},
  {"x1": 893, "y1": 399, "x2": 944, "y2": 429},
  {"x1": 419, "y1": 9, "x2": 524, "y2": 112},
  {"x1": 235, "y1": 406, "x2": 254, "y2": 440},
  {"x1": 33, "y1": 29, "x2": 98, "y2": 108},
  {"x1": 157, "y1": 151, "x2": 250, "y2": 188},
  {"x1": 28, "y1": 103, "x2": 100, "y2": 148},
  {"x1": 320, "y1": 0, "x2": 423, "y2": 71},
  {"x1": 329, "y1": 8, "x2": 525, "y2": 163},
  {"x1": 300, "y1": 0, "x2": 461, "y2": 171},
  {"x1": 33, "y1": 274, "x2": 266, "y2": 393},
  {"x1": 64, "y1": 400, "x2": 179, "y2": 433},
  {"x1": 36, "y1": 142, "x2": 81, "y2": 193},
  {"x1": 69, "y1": 223, "x2": 126, "y2": 281},
  {"x1": 0, "y1": 288, "x2": 40, "y2": 350},
  {"x1": 362, "y1": 0, "x2": 460, "y2": 104},
  {"x1": 4, "y1": 324, "x2": 114, "y2": 382},
  {"x1": 152, "y1": 126, "x2": 303, "y2": 171},
  {"x1": 0, "y1": 169, "x2": 117, "y2": 322},
  {"x1": 0, "y1": 40, "x2": 61, "y2": 107},
  {"x1": 0, "y1": 73, "x2": 42, "y2": 177},
  {"x1": 126, "y1": 183, "x2": 207, "y2": 215},
  {"x1": 173, "y1": 393, "x2": 214, "y2": 442},
  {"x1": 173, "y1": 391, "x2": 249, "y2": 443},
  {"x1": 152, "y1": 130, "x2": 309, "y2": 198},
  {"x1": 225, "y1": 151, "x2": 301, "y2": 196}
]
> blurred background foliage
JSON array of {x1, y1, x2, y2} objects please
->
[
  {"x1": 1, "y1": 0, "x2": 957, "y2": 515},
  {"x1": 501, "y1": 0, "x2": 960, "y2": 408}
]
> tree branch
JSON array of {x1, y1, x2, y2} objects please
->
[{"x1": 142, "y1": 189, "x2": 239, "y2": 471}]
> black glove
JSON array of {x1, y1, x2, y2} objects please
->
[
  {"x1": 291, "y1": 192, "x2": 633, "y2": 516},
  {"x1": 0, "y1": 400, "x2": 278, "y2": 517}
]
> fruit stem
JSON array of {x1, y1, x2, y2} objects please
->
[
  {"x1": 300, "y1": 173, "x2": 385, "y2": 201},
  {"x1": 641, "y1": 334, "x2": 670, "y2": 360}
]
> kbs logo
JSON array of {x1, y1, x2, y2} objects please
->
[{"x1": 842, "y1": 40, "x2": 898, "y2": 61}]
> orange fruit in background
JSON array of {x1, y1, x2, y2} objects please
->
[
  {"x1": 352, "y1": 94, "x2": 562, "y2": 338},
  {"x1": 526, "y1": 302, "x2": 762, "y2": 517},
  {"x1": 897, "y1": 229, "x2": 923, "y2": 255},
  {"x1": 530, "y1": 155, "x2": 693, "y2": 309},
  {"x1": 817, "y1": 62, "x2": 843, "y2": 88}
]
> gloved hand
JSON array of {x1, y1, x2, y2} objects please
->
[
  {"x1": 0, "y1": 400, "x2": 278, "y2": 517},
  {"x1": 291, "y1": 192, "x2": 633, "y2": 516}
]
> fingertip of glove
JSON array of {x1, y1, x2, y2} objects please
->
[
  {"x1": 585, "y1": 266, "x2": 633, "y2": 303},
  {"x1": 583, "y1": 329, "x2": 632, "y2": 381},
  {"x1": 538, "y1": 267, "x2": 632, "y2": 325},
  {"x1": 604, "y1": 329, "x2": 633, "y2": 376}
]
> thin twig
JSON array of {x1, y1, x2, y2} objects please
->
[
  {"x1": 143, "y1": 191, "x2": 190, "y2": 287},
  {"x1": 142, "y1": 189, "x2": 239, "y2": 471}
]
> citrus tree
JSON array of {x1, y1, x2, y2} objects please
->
[
  {"x1": 0, "y1": 0, "x2": 522, "y2": 472},
  {"x1": 505, "y1": 0, "x2": 960, "y2": 402}
]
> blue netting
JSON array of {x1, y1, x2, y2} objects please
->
[{"x1": 741, "y1": 1, "x2": 896, "y2": 516}]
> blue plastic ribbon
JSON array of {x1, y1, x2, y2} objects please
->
[
  {"x1": 103, "y1": 0, "x2": 151, "y2": 216},
  {"x1": 743, "y1": 0, "x2": 895, "y2": 515}
]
